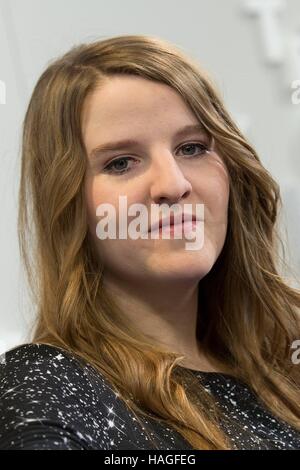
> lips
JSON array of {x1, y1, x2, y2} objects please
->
[{"x1": 148, "y1": 212, "x2": 198, "y2": 233}]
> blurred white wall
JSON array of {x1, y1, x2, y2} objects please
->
[{"x1": 0, "y1": 0, "x2": 299, "y2": 353}]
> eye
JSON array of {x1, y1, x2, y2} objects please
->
[
  {"x1": 103, "y1": 156, "x2": 137, "y2": 175},
  {"x1": 177, "y1": 142, "x2": 210, "y2": 157},
  {"x1": 103, "y1": 142, "x2": 210, "y2": 176}
]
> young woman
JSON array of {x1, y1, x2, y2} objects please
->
[{"x1": 0, "y1": 34, "x2": 299, "y2": 450}]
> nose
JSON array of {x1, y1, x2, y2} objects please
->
[{"x1": 149, "y1": 151, "x2": 192, "y2": 205}]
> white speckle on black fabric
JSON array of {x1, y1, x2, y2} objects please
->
[
  {"x1": 195, "y1": 372, "x2": 300, "y2": 449},
  {"x1": 0, "y1": 343, "x2": 299, "y2": 450},
  {"x1": 0, "y1": 353, "x2": 6, "y2": 365}
]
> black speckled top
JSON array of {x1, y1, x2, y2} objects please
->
[{"x1": 0, "y1": 343, "x2": 299, "y2": 450}]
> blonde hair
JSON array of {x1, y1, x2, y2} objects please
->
[{"x1": 18, "y1": 34, "x2": 300, "y2": 449}]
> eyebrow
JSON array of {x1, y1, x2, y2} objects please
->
[{"x1": 89, "y1": 123, "x2": 208, "y2": 160}]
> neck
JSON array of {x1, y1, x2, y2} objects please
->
[{"x1": 102, "y1": 272, "x2": 223, "y2": 372}]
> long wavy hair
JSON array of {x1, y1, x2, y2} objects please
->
[{"x1": 18, "y1": 34, "x2": 300, "y2": 449}]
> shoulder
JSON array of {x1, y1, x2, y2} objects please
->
[
  {"x1": 0, "y1": 343, "x2": 197, "y2": 450},
  {"x1": 0, "y1": 342, "x2": 111, "y2": 399},
  {"x1": 0, "y1": 342, "x2": 118, "y2": 449},
  {"x1": 1, "y1": 341, "x2": 91, "y2": 373}
]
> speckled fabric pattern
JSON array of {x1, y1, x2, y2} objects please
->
[
  {"x1": 0, "y1": 343, "x2": 299, "y2": 450},
  {"x1": 197, "y1": 373, "x2": 300, "y2": 449}
]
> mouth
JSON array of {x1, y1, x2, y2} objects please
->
[{"x1": 148, "y1": 213, "x2": 199, "y2": 234}]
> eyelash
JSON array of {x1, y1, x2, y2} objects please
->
[{"x1": 103, "y1": 142, "x2": 210, "y2": 175}]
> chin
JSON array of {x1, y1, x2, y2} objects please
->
[{"x1": 149, "y1": 251, "x2": 217, "y2": 280}]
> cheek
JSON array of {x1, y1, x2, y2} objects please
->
[
  {"x1": 195, "y1": 168, "x2": 229, "y2": 223},
  {"x1": 208, "y1": 179, "x2": 229, "y2": 218},
  {"x1": 84, "y1": 176, "x2": 112, "y2": 239},
  {"x1": 85, "y1": 176, "x2": 115, "y2": 220},
  {"x1": 85, "y1": 174, "x2": 146, "y2": 215},
  {"x1": 196, "y1": 172, "x2": 229, "y2": 257},
  {"x1": 84, "y1": 176, "x2": 142, "y2": 240}
]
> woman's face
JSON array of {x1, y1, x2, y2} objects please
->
[{"x1": 82, "y1": 75, "x2": 229, "y2": 285}]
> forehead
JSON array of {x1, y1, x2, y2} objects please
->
[{"x1": 81, "y1": 75, "x2": 198, "y2": 140}]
